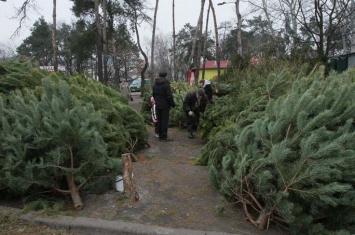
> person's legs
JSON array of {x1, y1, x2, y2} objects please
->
[
  {"x1": 194, "y1": 111, "x2": 200, "y2": 130},
  {"x1": 156, "y1": 109, "x2": 163, "y2": 137},
  {"x1": 159, "y1": 109, "x2": 170, "y2": 140},
  {"x1": 186, "y1": 112, "x2": 195, "y2": 138}
]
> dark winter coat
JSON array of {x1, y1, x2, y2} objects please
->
[
  {"x1": 183, "y1": 90, "x2": 208, "y2": 113},
  {"x1": 201, "y1": 79, "x2": 213, "y2": 102},
  {"x1": 153, "y1": 77, "x2": 176, "y2": 110},
  {"x1": 204, "y1": 84, "x2": 213, "y2": 102}
]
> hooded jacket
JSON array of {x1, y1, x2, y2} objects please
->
[{"x1": 153, "y1": 77, "x2": 176, "y2": 110}]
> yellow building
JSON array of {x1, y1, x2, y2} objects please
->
[{"x1": 199, "y1": 60, "x2": 229, "y2": 80}]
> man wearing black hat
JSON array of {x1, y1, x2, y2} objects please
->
[
  {"x1": 153, "y1": 71, "x2": 176, "y2": 142},
  {"x1": 183, "y1": 88, "x2": 208, "y2": 138}
]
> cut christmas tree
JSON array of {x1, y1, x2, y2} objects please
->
[
  {"x1": 206, "y1": 67, "x2": 355, "y2": 234},
  {"x1": 0, "y1": 59, "x2": 148, "y2": 209}
]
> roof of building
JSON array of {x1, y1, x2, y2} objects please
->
[
  {"x1": 199, "y1": 60, "x2": 229, "y2": 69},
  {"x1": 330, "y1": 52, "x2": 355, "y2": 60}
]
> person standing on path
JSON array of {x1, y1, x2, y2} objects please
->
[
  {"x1": 183, "y1": 88, "x2": 208, "y2": 138},
  {"x1": 120, "y1": 80, "x2": 133, "y2": 101},
  {"x1": 153, "y1": 71, "x2": 176, "y2": 142}
]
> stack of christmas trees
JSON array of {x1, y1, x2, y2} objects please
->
[
  {"x1": 201, "y1": 64, "x2": 355, "y2": 234},
  {"x1": 0, "y1": 59, "x2": 147, "y2": 209}
]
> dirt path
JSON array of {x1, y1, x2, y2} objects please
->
[{"x1": 74, "y1": 92, "x2": 288, "y2": 235}]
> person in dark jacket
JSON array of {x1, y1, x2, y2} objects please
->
[
  {"x1": 199, "y1": 79, "x2": 213, "y2": 103},
  {"x1": 153, "y1": 71, "x2": 176, "y2": 141},
  {"x1": 183, "y1": 88, "x2": 208, "y2": 138}
]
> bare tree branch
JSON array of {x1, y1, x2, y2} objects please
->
[{"x1": 10, "y1": 0, "x2": 40, "y2": 38}]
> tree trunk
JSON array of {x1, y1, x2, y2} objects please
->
[
  {"x1": 52, "y1": 0, "x2": 58, "y2": 71},
  {"x1": 188, "y1": 0, "x2": 205, "y2": 74},
  {"x1": 290, "y1": 0, "x2": 298, "y2": 51},
  {"x1": 261, "y1": 0, "x2": 275, "y2": 38},
  {"x1": 172, "y1": 0, "x2": 176, "y2": 80},
  {"x1": 135, "y1": 21, "x2": 149, "y2": 93},
  {"x1": 122, "y1": 153, "x2": 139, "y2": 201},
  {"x1": 66, "y1": 174, "x2": 83, "y2": 210},
  {"x1": 94, "y1": 0, "x2": 103, "y2": 83},
  {"x1": 255, "y1": 208, "x2": 271, "y2": 230},
  {"x1": 235, "y1": 0, "x2": 242, "y2": 55},
  {"x1": 151, "y1": 0, "x2": 159, "y2": 83},
  {"x1": 195, "y1": 0, "x2": 205, "y2": 82},
  {"x1": 209, "y1": 0, "x2": 221, "y2": 77},
  {"x1": 111, "y1": 39, "x2": 120, "y2": 86},
  {"x1": 202, "y1": 4, "x2": 211, "y2": 80},
  {"x1": 102, "y1": 0, "x2": 108, "y2": 84}
]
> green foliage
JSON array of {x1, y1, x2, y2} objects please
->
[
  {"x1": 0, "y1": 59, "x2": 147, "y2": 207},
  {"x1": 140, "y1": 84, "x2": 153, "y2": 123},
  {"x1": 198, "y1": 123, "x2": 239, "y2": 167},
  {"x1": 22, "y1": 199, "x2": 65, "y2": 213},
  {"x1": 68, "y1": 75, "x2": 148, "y2": 155},
  {"x1": 0, "y1": 79, "x2": 115, "y2": 196},
  {"x1": 216, "y1": 197, "x2": 227, "y2": 216},
  {"x1": 0, "y1": 58, "x2": 148, "y2": 156},
  {"x1": 170, "y1": 81, "x2": 196, "y2": 128},
  {"x1": 199, "y1": 60, "x2": 311, "y2": 141},
  {"x1": 205, "y1": 66, "x2": 355, "y2": 234},
  {"x1": 16, "y1": 18, "x2": 53, "y2": 66},
  {"x1": 69, "y1": 20, "x2": 96, "y2": 70},
  {"x1": 208, "y1": 165, "x2": 221, "y2": 189},
  {"x1": 0, "y1": 58, "x2": 46, "y2": 94}
]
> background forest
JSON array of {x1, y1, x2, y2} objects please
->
[
  {"x1": 1, "y1": 0, "x2": 355, "y2": 85},
  {"x1": 0, "y1": 0, "x2": 355, "y2": 235}
]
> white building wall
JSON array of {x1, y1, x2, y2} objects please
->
[{"x1": 348, "y1": 54, "x2": 355, "y2": 68}]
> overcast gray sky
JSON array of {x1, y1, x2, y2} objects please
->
[{"x1": 0, "y1": 0, "x2": 238, "y2": 50}]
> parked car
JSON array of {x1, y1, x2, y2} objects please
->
[
  {"x1": 129, "y1": 78, "x2": 141, "y2": 92},
  {"x1": 129, "y1": 78, "x2": 151, "y2": 92}
]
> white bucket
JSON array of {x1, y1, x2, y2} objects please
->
[{"x1": 115, "y1": 175, "x2": 124, "y2": 192}]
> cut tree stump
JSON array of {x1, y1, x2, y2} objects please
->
[
  {"x1": 122, "y1": 153, "x2": 139, "y2": 201},
  {"x1": 66, "y1": 174, "x2": 83, "y2": 210}
]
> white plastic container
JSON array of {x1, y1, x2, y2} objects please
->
[{"x1": 115, "y1": 175, "x2": 124, "y2": 192}]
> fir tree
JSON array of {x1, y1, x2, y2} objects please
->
[
  {"x1": 206, "y1": 67, "x2": 355, "y2": 234},
  {"x1": 68, "y1": 75, "x2": 148, "y2": 155},
  {"x1": 0, "y1": 59, "x2": 148, "y2": 209},
  {"x1": 0, "y1": 79, "x2": 118, "y2": 209},
  {"x1": 198, "y1": 60, "x2": 310, "y2": 141}
]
